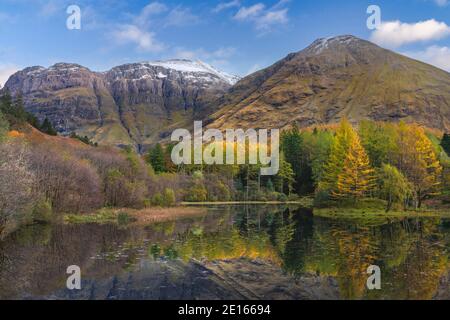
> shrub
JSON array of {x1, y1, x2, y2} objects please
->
[
  {"x1": 378, "y1": 164, "x2": 412, "y2": 212},
  {"x1": 217, "y1": 182, "x2": 231, "y2": 201},
  {"x1": 288, "y1": 193, "x2": 301, "y2": 201},
  {"x1": 143, "y1": 198, "x2": 152, "y2": 208},
  {"x1": 192, "y1": 171, "x2": 204, "y2": 180},
  {"x1": 32, "y1": 200, "x2": 53, "y2": 223},
  {"x1": 184, "y1": 184, "x2": 208, "y2": 202},
  {"x1": 163, "y1": 188, "x2": 176, "y2": 207},
  {"x1": 0, "y1": 111, "x2": 8, "y2": 141},
  {"x1": 314, "y1": 189, "x2": 333, "y2": 208},
  {"x1": 117, "y1": 211, "x2": 131, "y2": 225},
  {"x1": 267, "y1": 192, "x2": 281, "y2": 201},
  {"x1": 0, "y1": 142, "x2": 36, "y2": 238},
  {"x1": 30, "y1": 147, "x2": 103, "y2": 213},
  {"x1": 258, "y1": 196, "x2": 268, "y2": 202},
  {"x1": 205, "y1": 178, "x2": 232, "y2": 202},
  {"x1": 151, "y1": 193, "x2": 164, "y2": 206}
]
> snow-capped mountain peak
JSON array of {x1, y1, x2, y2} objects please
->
[
  {"x1": 306, "y1": 35, "x2": 362, "y2": 54},
  {"x1": 143, "y1": 59, "x2": 240, "y2": 85}
]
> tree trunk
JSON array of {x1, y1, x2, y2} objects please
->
[{"x1": 417, "y1": 190, "x2": 422, "y2": 209}]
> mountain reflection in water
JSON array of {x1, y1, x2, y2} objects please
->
[{"x1": 0, "y1": 205, "x2": 449, "y2": 300}]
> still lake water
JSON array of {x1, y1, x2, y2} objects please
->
[{"x1": 0, "y1": 205, "x2": 449, "y2": 300}]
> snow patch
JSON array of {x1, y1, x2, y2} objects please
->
[
  {"x1": 157, "y1": 72, "x2": 167, "y2": 79},
  {"x1": 142, "y1": 59, "x2": 240, "y2": 85},
  {"x1": 308, "y1": 35, "x2": 359, "y2": 54}
]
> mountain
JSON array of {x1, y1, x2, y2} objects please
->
[
  {"x1": 5, "y1": 35, "x2": 450, "y2": 150},
  {"x1": 3, "y1": 60, "x2": 239, "y2": 150},
  {"x1": 207, "y1": 35, "x2": 450, "y2": 132}
]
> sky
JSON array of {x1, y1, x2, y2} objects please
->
[{"x1": 0, "y1": 0, "x2": 450, "y2": 86}]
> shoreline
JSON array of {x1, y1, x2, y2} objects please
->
[
  {"x1": 181, "y1": 201, "x2": 310, "y2": 206},
  {"x1": 62, "y1": 202, "x2": 450, "y2": 226},
  {"x1": 64, "y1": 206, "x2": 208, "y2": 225}
]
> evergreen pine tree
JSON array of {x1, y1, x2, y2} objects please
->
[
  {"x1": 0, "y1": 89, "x2": 13, "y2": 115},
  {"x1": 275, "y1": 157, "x2": 295, "y2": 195},
  {"x1": 0, "y1": 111, "x2": 9, "y2": 140},
  {"x1": 40, "y1": 118, "x2": 57, "y2": 136},
  {"x1": 266, "y1": 179, "x2": 274, "y2": 192},
  {"x1": 12, "y1": 93, "x2": 27, "y2": 121},
  {"x1": 281, "y1": 124, "x2": 314, "y2": 195},
  {"x1": 441, "y1": 133, "x2": 450, "y2": 156},
  {"x1": 148, "y1": 143, "x2": 167, "y2": 173}
]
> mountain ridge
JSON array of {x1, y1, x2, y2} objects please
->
[
  {"x1": 4, "y1": 35, "x2": 450, "y2": 150},
  {"x1": 3, "y1": 59, "x2": 240, "y2": 150},
  {"x1": 207, "y1": 35, "x2": 450, "y2": 132}
]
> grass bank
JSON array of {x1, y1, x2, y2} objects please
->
[
  {"x1": 181, "y1": 197, "x2": 313, "y2": 208},
  {"x1": 314, "y1": 199, "x2": 450, "y2": 225},
  {"x1": 64, "y1": 206, "x2": 208, "y2": 225},
  {"x1": 314, "y1": 208, "x2": 447, "y2": 224}
]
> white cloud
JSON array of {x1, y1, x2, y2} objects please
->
[
  {"x1": 112, "y1": 24, "x2": 165, "y2": 52},
  {"x1": 134, "y1": 2, "x2": 168, "y2": 27},
  {"x1": 404, "y1": 45, "x2": 450, "y2": 71},
  {"x1": 234, "y1": 4, "x2": 265, "y2": 20},
  {"x1": 171, "y1": 46, "x2": 238, "y2": 75},
  {"x1": 234, "y1": 3, "x2": 266, "y2": 21},
  {"x1": 213, "y1": 0, "x2": 241, "y2": 13},
  {"x1": 255, "y1": 8, "x2": 288, "y2": 31},
  {"x1": 164, "y1": 6, "x2": 199, "y2": 27},
  {"x1": 0, "y1": 65, "x2": 19, "y2": 88},
  {"x1": 433, "y1": 0, "x2": 448, "y2": 6},
  {"x1": 39, "y1": 1, "x2": 59, "y2": 17},
  {"x1": 0, "y1": 11, "x2": 16, "y2": 23},
  {"x1": 370, "y1": 19, "x2": 450, "y2": 48},
  {"x1": 246, "y1": 64, "x2": 262, "y2": 75},
  {"x1": 173, "y1": 46, "x2": 236, "y2": 65},
  {"x1": 143, "y1": 2, "x2": 168, "y2": 15},
  {"x1": 111, "y1": 2, "x2": 199, "y2": 53},
  {"x1": 233, "y1": 1, "x2": 289, "y2": 33}
]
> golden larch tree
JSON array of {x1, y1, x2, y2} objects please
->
[
  {"x1": 334, "y1": 134, "x2": 376, "y2": 201},
  {"x1": 395, "y1": 123, "x2": 442, "y2": 208},
  {"x1": 319, "y1": 118, "x2": 358, "y2": 193}
]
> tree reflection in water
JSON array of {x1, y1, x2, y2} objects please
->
[{"x1": 0, "y1": 205, "x2": 448, "y2": 300}]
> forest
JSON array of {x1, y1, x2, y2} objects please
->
[{"x1": 1, "y1": 90, "x2": 450, "y2": 238}]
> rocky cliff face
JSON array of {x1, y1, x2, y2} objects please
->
[
  {"x1": 207, "y1": 35, "x2": 450, "y2": 132},
  {"x1": 4, "y1": 60, "x2": 238, "y2": 150},
  {"x1": 6, "y1": 36, "x2": 450, "y2": 149}
]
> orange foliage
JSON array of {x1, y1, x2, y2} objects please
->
[{"x1": 7, "y1": 130, "x2": 25, "y2": 138}]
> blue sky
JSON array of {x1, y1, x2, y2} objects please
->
[{"x1": 0, "y1": 0, "x2": 450, "y2": 86}]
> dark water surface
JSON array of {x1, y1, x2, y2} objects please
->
[{"x1": 0, "y1": 205, "x2": 449, "y2": 300}]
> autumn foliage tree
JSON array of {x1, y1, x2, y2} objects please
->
[
  {"x1": 334, "y1": 133, "x2": 375, "y2": 201},
  {"x1": 395, "y1": 123, "x2": 442, "y2": 208},
  {"x1": 378, "y1": 164, "x2": 412, "y2": 212},
  {"x1": 274, "y1": 155, "x2": 295, "y2": 195},
  {"x1": 319, "y1": 118, "x2": 358, "y2": 195},
  {"x1": 0, "y1": 141, "x2": 36, "y2": 237}
]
